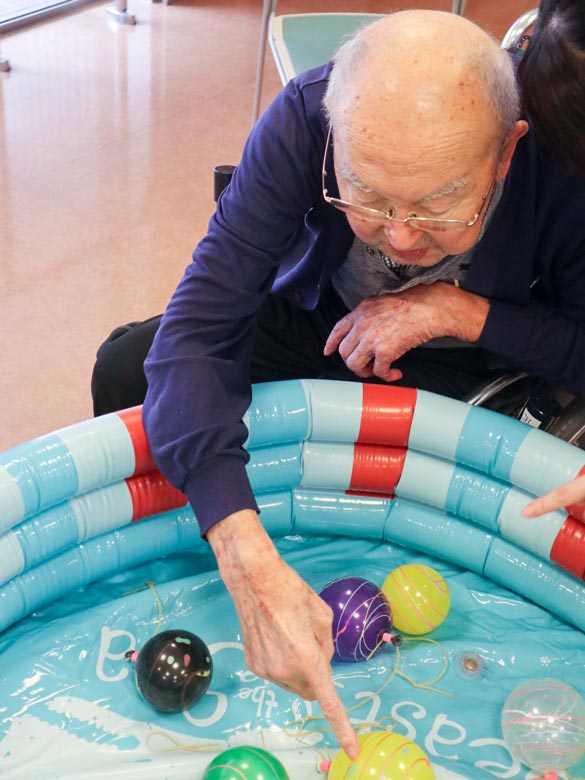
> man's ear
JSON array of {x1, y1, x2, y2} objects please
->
[{"x1": 496, "y1": 120, "x2": 529, "y2": 180}]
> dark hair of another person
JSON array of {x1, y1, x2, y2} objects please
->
[{"x1": 518, "y1": 0, "x2": 585, "y2": 176}]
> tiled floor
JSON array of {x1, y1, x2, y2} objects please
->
[{"x1": 0, "y1": 0, "x2": 535, "y2": 451}]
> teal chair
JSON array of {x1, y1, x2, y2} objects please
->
[
  {"x1": 269, "y1": 12, "x2": 383, "y2": 89},
  {"x1": 252, "y1": 6, "x2": 382, "y2": 123}
]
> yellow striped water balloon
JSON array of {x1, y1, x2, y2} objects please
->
[{"x1": 381, "y1": 564, "x2": 450, "y2": 635}]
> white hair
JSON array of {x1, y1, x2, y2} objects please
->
[{"x1": 464, "y1": 38, "x2": 521, "y2": 139}]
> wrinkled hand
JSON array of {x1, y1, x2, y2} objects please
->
[
  {"x1": 323, "y1": 282, "x2": 489, "y2": 382},
  {"x1": 523, "y1": 473, "x2": 585, "y2": 518},
  {"x1": 207, "y1": 509, "x2": 359, "y2": 760}
]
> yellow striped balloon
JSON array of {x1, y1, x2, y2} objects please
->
[
  {"x1": 381, "y1": 564, "x2": 450, "y2": 635},
  {"x1": 328, "y1": 731, "x2": 434, "y2": 779}
]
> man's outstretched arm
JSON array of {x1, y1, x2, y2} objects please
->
[{"x1": 207, "y1": 508, "x2": 360, "y2": 761}]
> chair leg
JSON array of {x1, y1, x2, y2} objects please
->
[
  {"x1": 451, "y1": 0, "x2": 468, "y2": 15},
  {"x1": 0, "y1": 39, "x2": 10, "y2": 72},
  {"x1": 106, "y1": 0, "x2": 136, "y2": 25},
  {"x1": 252, "y1": 0, "x2": 278, "y2": 125}
]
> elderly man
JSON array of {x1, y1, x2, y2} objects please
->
[{"x1": 91, "y1": 10, "x2": 585, "y2": 758}]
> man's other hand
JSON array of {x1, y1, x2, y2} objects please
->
[{"x1": 324, "y1": 282, "x2": 489, "y2": 381}]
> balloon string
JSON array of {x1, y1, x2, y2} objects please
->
[
  {"x1": 147, "y1": 581, "x2": 163, "y2": 635},
  {"x1": 344, "y1": 644, "x2": 402, "y2": 712},
  {"x1": 282, "y1": 717, "x2": 333, "y2": 763},
  {"x1": 365, "y1": 635, "x2": 451, "y2": 697},
  {"x1": 366, "y1": 635, "x2": 388, "y2": 662},
  {"x1": 394, "y1": 637, "x2": 452, "y2": 697},
  {"x1": 145, "y1": 731, "x2": 223, "y2": 754},
  {"x1": 122, "y1": 580, "x2": 163, "y2": 636}
]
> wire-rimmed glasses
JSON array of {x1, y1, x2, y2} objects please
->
[{"x1": 322, "y1": 128, "x2": 496, "y2": 234}]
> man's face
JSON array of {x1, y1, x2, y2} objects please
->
[{"x1": 332, "y1": 130, "x2": 500, "y2": 268}]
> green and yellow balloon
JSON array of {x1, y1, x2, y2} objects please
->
[
  {"x1": 326, "y1": 731, "x2": 434, "y2": 779},
  {"x1": 327, "y1": 731, "x2": 435, "y2": 780},
  {"x1": 203, "y1": 745, "x2": 290, "y2": 779}
]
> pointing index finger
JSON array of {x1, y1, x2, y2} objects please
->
[
  {"x1": 523, "y1": 474, "x2": 585, "y2": 517},
  {"x1": 309, "y1": 663, "x2": 359, "y2": 761}
]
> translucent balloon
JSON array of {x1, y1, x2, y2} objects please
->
[
  {"x1": 203, "y1": 745, "x2": 290, "y2": 779},
  {"x1": 501, "y1": 677, "x2": 585, "y2": 773},
  {"x1": 327, "y1": 731, "x2": 435, "y2": 779},
  {"x1": 319, "y1": 576, "x2": 393, "y2": 662},
  {"x1": 381, "y1": 564, "x2": 450, "y2": 635},
  {"x1": 132, "y1": 629, "x2": 212, "y2": 713}
]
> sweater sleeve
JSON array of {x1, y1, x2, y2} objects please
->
[
  {"x1": 142, "y1": 74, "x2": 327, "y2": 536},
  {"x1": 476, "y1": 171, "x2": 585, "y2": 396},
  {"x1": 478, "y1": 295, "x2": 585, "y2": 395}
]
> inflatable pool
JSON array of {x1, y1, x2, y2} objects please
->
[{"x1": 1, "y1": 379, "x2": 585, "y2": 779}]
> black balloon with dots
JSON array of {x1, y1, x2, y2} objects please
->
[{"x1": 133, "y1": 629, "x2": 213, "y2": 713}]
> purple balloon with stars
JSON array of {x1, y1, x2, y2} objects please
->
[{"x1": 319, "y1": 577, "x2": 393, "y2": 662}]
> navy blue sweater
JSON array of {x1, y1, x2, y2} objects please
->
[{"x1": 143, "y1": 64, "x2": 585, "y2": 536}]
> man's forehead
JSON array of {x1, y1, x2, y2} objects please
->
[
  {"x1": 332, "y1": 36, "x2": 500, "y2": 159},
  {"x1": 337, "y1": 153, "x2": 471, "y2": 201},
  {"x1": 333, "y1": 128, "x2": 485, "y2": 203}
]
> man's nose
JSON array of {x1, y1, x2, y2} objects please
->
[{"x1": 383, "y1": 220, "x2": 424, "y2": 250}]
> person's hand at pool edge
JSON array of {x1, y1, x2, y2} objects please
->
[
  {"x1": 523, "y1": 473, "x2": 585, "y2": 518},
  {"x1": 207, "y1": 508, "x2": 360, "y2": 761}
]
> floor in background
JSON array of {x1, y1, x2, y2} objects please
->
[{"x1": 0, "y1": 0, "x2": 536, "y2": 451}]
